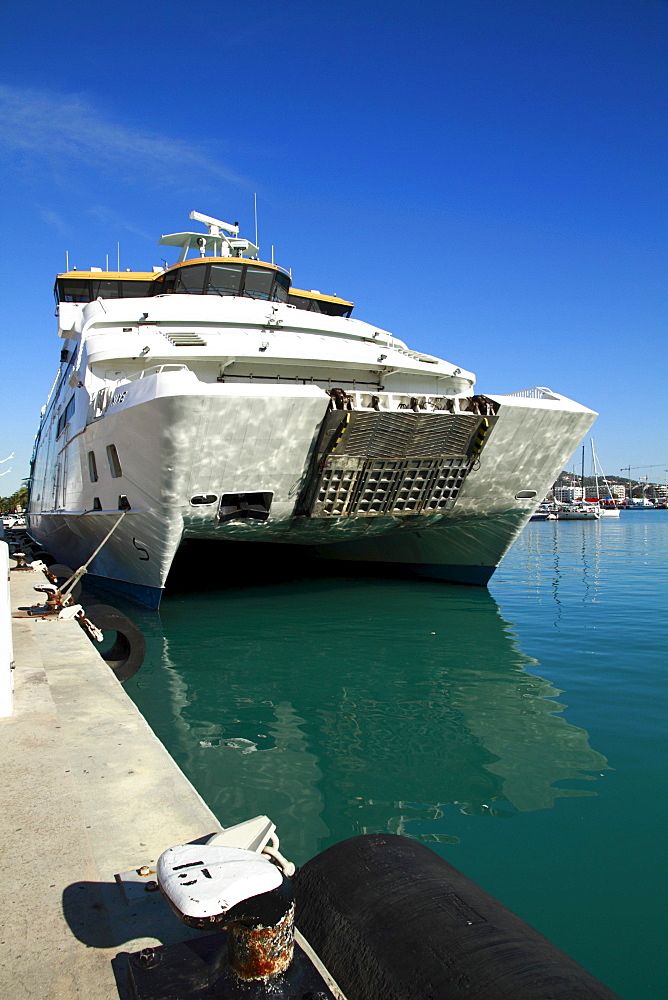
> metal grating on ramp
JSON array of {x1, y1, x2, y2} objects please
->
[
  {"x1": 311, "y1": 455, "x2": 471, "y2": 518},
  {"x1": 340, "y1": 412, "x2": 475, "y2": 458}
]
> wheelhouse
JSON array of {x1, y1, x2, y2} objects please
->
[{"x1": 150, "y1": 259, "x2": 291, "y2": 302}]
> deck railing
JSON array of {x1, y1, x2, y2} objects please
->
[{"x1": 505, "y1": 387, "x2": 560, "y2": 401}]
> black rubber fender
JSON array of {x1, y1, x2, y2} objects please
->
[
  {"x1": 293, "y1": 833, "x2": 622, "y2": 1000},
  {"x1": 83, "y1": 603, "x2": 145, "y2": 682},
  {"x1": 47, "y1": 564, "x2": 82, "y2": 601}
]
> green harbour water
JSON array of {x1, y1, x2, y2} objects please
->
[{"x1": 124, "y1": 511, "x2": 667, "y2": 999}]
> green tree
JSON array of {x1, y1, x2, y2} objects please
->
[{"x1": 0, "y1": 477, "x2": 29, "y2": 512}]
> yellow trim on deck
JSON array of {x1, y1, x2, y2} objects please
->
[
  {"x1": 163, "y1": 258, "x2": 283, "y2": 273},
  {"x1": 57, "y1": 271, "x2": 158, "y2": 280},
  {"x1": 289, "y1": 287, "x2": 354, "y2": 307}
]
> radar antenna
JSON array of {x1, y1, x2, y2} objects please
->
[
  {"x1": 160, "y1": 213, "x2": 258, "y2": 260},
  {"x1": 189, "y1": 211, "x2": 239, "y2": 237}
]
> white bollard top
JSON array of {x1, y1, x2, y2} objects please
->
[{"x1": 157, "y1": 843, "x2": 283, "y2": 921}]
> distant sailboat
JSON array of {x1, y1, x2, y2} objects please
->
[{"x1": 591, "y1": 439, "x2": 620, "y2": 517}]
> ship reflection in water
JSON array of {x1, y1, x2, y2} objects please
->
[{"x1": 126, "y1": 556, "x2": 608, "y2": 865}]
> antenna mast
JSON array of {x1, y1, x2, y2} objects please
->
[{"x1": 254, "y1": 193, "x2": 259, "y2": 254}]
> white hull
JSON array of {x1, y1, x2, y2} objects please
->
[{"x1": 29, "y1": 371, "x2": 595, "y2": 606}]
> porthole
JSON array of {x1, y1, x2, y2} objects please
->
[
  {"x1": 515, "y1": 490, "x2": 538, "y2": 500},
  {"x1": 107, "y1": 444, "x2": 122, "y2": 478},
  {"x1": 190, "y1": 494, "x2": 218, "y2": 506},
  {"x1": 88, "y1": 451, "x2": 98, "y2": 483}
]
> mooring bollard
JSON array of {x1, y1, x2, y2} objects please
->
[
  {"x1": 124, "y1": 821, "x2": 337, "y2": 999},
  {"x1": 157, "y1": 843, "x2": 295, "y2": 981}
]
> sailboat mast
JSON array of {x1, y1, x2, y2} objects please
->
[
  {"x1": 592, "y1": 439, "x2": 599, "y2": 500},
  {"x1": 581, "y1": 445, "x2": 585, "y2": 499}
]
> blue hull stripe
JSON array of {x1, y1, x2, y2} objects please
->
[
  {"x1": 85, "y1": 574, "x2": 163, "y2": 610},
  {"x1": 409, "y1": 563, "x2": 496, "y2": 586}
]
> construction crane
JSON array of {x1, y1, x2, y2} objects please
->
[
  {"x1": 620, "y1": 464, "x2": 667, "y2": 500},
  {"x1": 620, "y1": 463, "x2": 666, "y2": 476}
]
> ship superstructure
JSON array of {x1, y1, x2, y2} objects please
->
[{"x1": 28, "y1": 212, "x2": 596, "y2": 607}]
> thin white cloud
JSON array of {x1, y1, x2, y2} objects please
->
[
  {"x1": 38, "y1": 208, "x2": 70, "y2": 236},
  {"x1": 87, "y1": 205, "x2": 153, "y2": 242},
  {"x1": 0, "y1": 85, "x2": 249, "y2": 188}
]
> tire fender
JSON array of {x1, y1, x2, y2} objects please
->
[{"x1": 82, "y1": 603, "x2": 146, "y2": 682}]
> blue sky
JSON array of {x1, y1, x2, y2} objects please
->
[{"x1": 1, "y1": 0, "x2": 666, "y2": 494}]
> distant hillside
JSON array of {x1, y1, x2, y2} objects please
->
[{"x1": 553, "y1": 471, "x2": 664, "y2": 494}]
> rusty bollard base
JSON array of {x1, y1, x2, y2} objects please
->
[
  {"x1": 227, "y1": 902, "x2": 295, "y2": 981},
  {"x1": 127, "y1": 930, "x2": 336, "y2": 999}
]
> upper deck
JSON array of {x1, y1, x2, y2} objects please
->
[
  {"x1": 55, "y1": 262, "x2": 354, "y2": 318},
  {"x1": 55, "y1": 211, "x2": 355, "y2": 318}
]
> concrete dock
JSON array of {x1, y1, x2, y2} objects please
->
[{"x1": 1, "y1": 559, "x2": 224, "y2": 999}]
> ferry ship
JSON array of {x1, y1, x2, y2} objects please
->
[{"x1": 27, "y1": 212, "x2": 597, "y2": 608}]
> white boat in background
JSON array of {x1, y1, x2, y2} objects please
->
[
  {"x1": 530, "y1": 504, "x2": 558, "y2": 521},
  {"x1": 27, "y1": 211, "x2": 597, "y2": 608},
  {"x1": 590, "y1": 439, "x2": 620, "y2": 517},
  {"x1": 556, "y1": 504, "x2": 601, "y2": 521},
  {"x1": 598, "y1": 504, "x2": 621, "y2": 518}
]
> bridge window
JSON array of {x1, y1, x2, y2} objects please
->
[
  {"x1": 59, "y1": 280, "x2": 91, "y2": 303},
  {"x1": 90, "y1": 279, "x2": 121, "y2": 299},
  {"x1": 287, "y1": 294, "x2": 352, "y2": 317},
  {"x1": 174, "y1": 264, "x2": 207, "y2": 294},
  {"x1": 208, "y1": 263, "x2": 243, "y2": 296},
  {"x1": 55, "y1": 278, "x2": 153, "y2": 302},
  {"x1": 154, "y1": 271, "x2": 177, "y2": 294},
  {"x1": 243, "y1": 265, "x2": 274, "y2": 300},
  {"x1": 272, "y1": 271, "x2": 290, "y2": 302},
  {"x1": 119, "y1": 281, "x2": 151, "y2": 297},
  {"x1": 94, "y1": 279, "x2": 152, "y2": 298}
]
